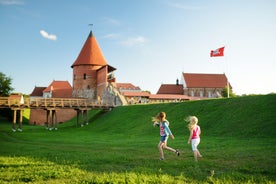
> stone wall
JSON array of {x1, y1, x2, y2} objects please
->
[{"x1": 101, "y1": 83, "x2": 127, "y2": 106}]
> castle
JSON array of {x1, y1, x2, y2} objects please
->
[
  {"x1": 29, "y1": 30, "x2": 231, "y2": 124},
  {"x1": 70, "y1": 31, "x2": 126, "y2": 106},
  {"x1": 29, "y1": 31, "x2": 127, "y2": 125}
]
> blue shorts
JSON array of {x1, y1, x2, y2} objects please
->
[{"x1": 160, "y1": 135, "x2": 168, "y2": 142}]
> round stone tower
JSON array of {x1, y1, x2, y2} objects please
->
[{"x1": 71, "y1": 31, "x2": 126, "y2": 105}]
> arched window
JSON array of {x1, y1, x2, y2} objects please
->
[{"x1": 83, "y1": 73, "x2": 86, "y2": 80}]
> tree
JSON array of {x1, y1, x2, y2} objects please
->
[
  {"x1": 221, "y1": 86, "x2": 236, "y2": 98},
  {"x1": 0, "y1": 72, "x2": 14, "y2": 97}
]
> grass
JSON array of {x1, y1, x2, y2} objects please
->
[{"x1": 0, "y1": 94, "x2": 275, "y2": 183}]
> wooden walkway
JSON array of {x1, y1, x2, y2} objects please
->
[
  {"x1": 0, "y1": 97, "x2": 113, "y2": 109},
  {"x1": 0, "y1": 97, "x2": 114, "y2": 131}
]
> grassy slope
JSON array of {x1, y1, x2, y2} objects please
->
[
  {"x1": 0, "y1": 94, "x2": 275, "y2": 183},
  {"x1": 93, "y1": 94, "x2": 276, "y2": 138}
]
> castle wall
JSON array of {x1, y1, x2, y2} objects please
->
[{"x1": 29, "y1": 109, "x2": 77, "y2": 125}]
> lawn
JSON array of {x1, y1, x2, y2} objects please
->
[{"x1": 0, "y1": 94, "x2": 275, "y2": 183}]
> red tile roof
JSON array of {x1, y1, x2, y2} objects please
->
[
  {"x1": 41, "y1": 80, "x2": 72, "y2": 98},
  {"x1": 51, "y1": 88, "x2": 73, "y2": 98},
  {"x1": 116, "y1": 83, "x2": 141, "y2": 91},
  {"x1": 8, "y1": 93, "x2": 22, "y2": 100},
  {"x1": 183, "y1": 73, "x2": 231, "y2": 88},
  {"x1": 30, "y1": 87, "x2": 46, "y2": 96},
  {"x1": 157, "y1": 84, "x2": 184, "y2": 95},
  {"x1": 122, "y1": 91, "x2": 150, "y2": 97},
  {"x1": 43, "y1": 80, "x2": 72, "y2": 92},
  {"x1": 71, "y1": 31, "x2": 107, "y2": 68}
]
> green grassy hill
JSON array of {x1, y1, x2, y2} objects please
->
[
  {"x1": 90, "y1": 94, "x2": 276, "y2": 138},
  {"x1": 0, "y1": 94, "x2": 275, "y2": 183}
]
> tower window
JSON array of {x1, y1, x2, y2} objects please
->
[{"x1": 84, "y1": 73, "x2": 86, "y2": 80}]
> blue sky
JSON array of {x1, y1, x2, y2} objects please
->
[{"x1": 0, "y1": 0, "x2": 275, "y2": 95}]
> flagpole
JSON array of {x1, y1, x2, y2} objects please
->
[
  {"x1": 227, "y1": 77, "x2": 229, "y2": 98},
  {"x1": 210, "y1": 46, "x2": 229, "y2": 98},
  {"x1": 224, "y1": 46, "x2": 229, "y2": 98}
]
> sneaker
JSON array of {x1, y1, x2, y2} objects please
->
[
  {"x1": 12, "y1": 129, "x2": 16, "y2": 132},
  {"x1": 17, "y1": 128, "x2": 22, "y2": 132},
  {"x1": 160, "y1": 158, "x2": 164, "y2": 160},
  {"x1": 176, "y1": 149, "x2": 180, "y2": 156}
]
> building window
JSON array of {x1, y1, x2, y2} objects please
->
[
  {"x1": 200, "y1": 91, "x2": 203, "y2": 97},
  {"x1": 108, "y1": 72, "x2": 114, "y2": 80},
  {"x1": 87, "y1": 85, "x2": 90, "y2": 89},
  {"x1": 208, "y1": 91, "x2": 211, "y2": 98},
  {"x1": 191, "y1": 90, "x2": 194, "y2": 97},
  {"x1": 84, "y1": 73, "x2": 86, "y2": 80},
  {"x1": 74, "y1": 74, "x2": 76, "y2": 80}
]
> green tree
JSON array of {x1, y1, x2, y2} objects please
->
[
  {"x1": 0, "y1": 72, "x2": 14, "y2": 97},
  {"x1": 221, "y1": 86, "x2": 236, "y2": 98}
]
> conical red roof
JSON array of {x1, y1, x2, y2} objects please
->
[{"x1": 71, "y1": 31, "x2": 107, "y2": 68}]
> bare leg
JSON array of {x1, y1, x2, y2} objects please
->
[
  {"x1": 197, "y1": 150, "x2": 202, "y2": 158},
  {"x1": 194, "y1": 150, "x2": 202, "y2": 161},
  {"x1": 158, "y1": 142, "x2": 164, "y2": 159},
  {"x1": 194, "y1": 151, "x2": 198, "y2": 161},
  {"x1": 163, "y1": 145, "x2": 176, "y2": 152},
  {"x1": 163, "y1": 142, "x2": 179, "y2": 156}
]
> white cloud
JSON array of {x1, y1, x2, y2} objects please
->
[
  {"x1": 103, "y1": 17, "x2": 121, "y2": 26},
  {"x1": 166, "y1": 2, "x2": 201, "y2": 10},
  {"x1": 0, "y1": 0, "x2": 24, "y2": 5},
  {"x1": 103, "y1": 33, "x2": 120, "y2": 39},
  {"x1": 40, "y1": 30, "x2": 57, "y2": 41},
  {"x1": 120, "y1": 36, "x2": 147, "y2": 47}
]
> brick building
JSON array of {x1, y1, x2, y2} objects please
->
[
  {"x1": 29, "y1": 81, "x2": 76, "y2": 125},
  {"x1": 156, "y1": 72, "x2": 231, "y2": 99},
  {"x1": 71, "y1": 31, "x2": 126, "y2": 105},
  {"x1": 29, "y1": 31, "x2": 127, "y2": 125},
  {"x1": 182, "y1": 73, "x2": 231, "y2": 98}
]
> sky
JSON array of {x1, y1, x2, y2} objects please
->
[{"x1": 0, "y1": 0, "x2": 275, "y2": 95}]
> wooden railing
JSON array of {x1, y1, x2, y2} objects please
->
[{"x1": 0, "y1": 97, "x2": 114, "y2": 109}]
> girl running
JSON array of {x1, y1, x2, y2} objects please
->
[
  {"x1": 187, "y1": 116, "x2": 202, "y2": 162},
  {"x1": 153, "y1": 112, "x2": 180, "y2": 160}
]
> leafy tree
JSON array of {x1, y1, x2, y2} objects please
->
[
  {"x1": 0, "y1": 72, "x2": 14, "y2": 97},
  {"x1": 222, "y1": 86, "x2": 236, "y2": 98}
]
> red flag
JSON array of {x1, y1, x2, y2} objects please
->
[{"x1": 210, "y1": 46, "x2": 225, "y2": 57}]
